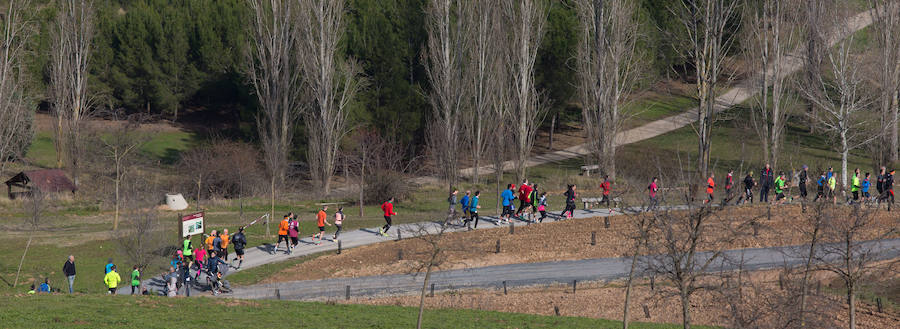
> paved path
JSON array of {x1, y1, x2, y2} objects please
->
[{"x1": 229, "y1": 238, "x2": 900, "y2": 301}]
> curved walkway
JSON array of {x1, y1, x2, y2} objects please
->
[{"x1": 229, "y1": 238, "x2": 900, "y2": 301}]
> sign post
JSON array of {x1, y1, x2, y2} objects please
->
[{"x1": 181, "y1": 212, "x2": 205, "y2": 237}]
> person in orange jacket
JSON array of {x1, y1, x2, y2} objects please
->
[
  {"x1": 273, "y1": 213, "x2": 293, "y2": 254},
  {"x1": 705, "y1": 173, "x2": 715, "y2": 204}
]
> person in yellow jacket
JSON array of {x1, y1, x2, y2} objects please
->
[
  {"x1": 220, "y1": 229, "x2": 230, "y2": 261},
  {"x1": 104, "y1": 265, "x2": 121, "y2": 294},
  {"x1": 828, "y1": 173, "x2": 838, "y2": 205}
]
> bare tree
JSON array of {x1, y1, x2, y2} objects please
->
[
  {"x1": 800, "y1": 33, "x2": 878, "y2": 188},
  {"x1": 460, "y1": 0, "x2": 501, "y2": 184},
  {"x1": 672, "y1": 0, "x2": 739, "y2": 180},
  {"x1": 99, "y1": 117, "x2": 149, "y2": 231},
  {"x1": 404, "y1": 220, "x2": 456, "y2": 329},
  {"x1": 869, "y1": 0, "x2": 900, "y2": 162},
  {"x1": 619, "y1": 196, "x2": 652, "y2": 329},
  {"x1": 813, "y1": 205, "x2": 895, "y2": 329},
  {"x1": 575, "y1": 0, "x2": 641, "y2": 180},
  {"x1": 503, "y1": 0, "x2": 548, "y2": 182},
  {"x1": 744, "y1": 0, "x2": 797, "y2": 170},
  {"x1": 246, "y1": 0, "x2": 303, "y2": 237},
  {"x1": 113, "y1": 179, "x2": 169, "y2": 270},
  {"x1": 297, "y1": 0, "x2": 364, "y2": 195},
  {"x1": 0, "y1": 0, "x2": 34, "y2": 176},
  {"x1": 49, "y1": 0, "x2": 95, "y2": 184},
  {"x1": 424, "y1": 0, "x2": 465, "y2": 186},
  {"x1": 14, "y1": 189, "x2": 44, "y2": 288},
  {"x1": 802, "y1": 0, "x2": 829, "y2": 134}
]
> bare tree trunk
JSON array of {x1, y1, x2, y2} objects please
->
[
  {"x1": 622, "y1": 251, "x2": 638, "y2": 329},
  {"x1": 504, "y1": 0, "x2": 548, "y2": 182},
  {"x1": 416, "y1": 266, "x2": 433, "y2": 329},
  {"x1": 425, "y1": 0, "x2": 464, "y2": 186},
  {"x1": 680, "y1": 289, "x2": 692, "y2": 329},
  {"x1": 549, "y1": 113, "x2": 556, "y2": 151},
  {"x1": 269, "y1": 176, "x2": 274, "y2": 238},
  {"x1": 0, "y1": 0, "x2": 34, "y2": 177}
]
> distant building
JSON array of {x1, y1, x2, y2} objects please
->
[{"x1": 5, "y1": 169, "x2": 77, "y2": 199}]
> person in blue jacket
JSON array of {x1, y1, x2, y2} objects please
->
[
  {"x1": 862, "y1": 172, "x2": 871, "y2": 201},
  {"x1": 465, "y1": 191, "x2": 481, "y2": 230},
  {"x1": 500, "y1": 184, "x2": 516, "y2": 225},
  {"x1": 814, "y1": 172, "x2": 826, "y2": 201},
  {"x1": 459, "y1": 191, "x2": 471, "y2": 224}
]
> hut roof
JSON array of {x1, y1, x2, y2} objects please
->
[{"x1": 5, "y1": 169, "x2": 77, "y2": 193}]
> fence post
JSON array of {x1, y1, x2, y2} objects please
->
[
  {"x1": 345, "y1": 285, "x2": 350, "y2": 300},
  {"x1": 398, "y1": 249, "x2": 403, "y2": 260},
  {"x1": 430, "y1": 283, "x2": 435, "y2": 297},
  {"x1": 642, "y1": 305, "x2": 651, "y2": 318},
  {"x1": 503, "y1": 281, "x2": 507, "y2": 295},
  {"x1": 877, "y1": 297, "x2": 883, "y2": 313},
  {"x1": 554, "y1": 306, "x2": 560, "y2": 316},
  {"x1": 604, "y1": 218, "x2": 610, "y2": 228},
  {"x1": 509, "y1": 222, "x2": 514, "y2": 235},
  {"x1": 591, "y1": 232, "x2": 596, "y2": 246},
  {"x1": 397, "y1": 230, "x2": 402, "y2": 241},
  {"x1": 495, "y1": 239, "x2": 501, "y2": 253},
  {"x1": 572, "y1": 280, "x2": 577, "y2": 294},
  {"x1": 650, "y1": 276, "x2": 655, "y2": 291},
  {"x1": 337, "y1": 240, "x2": 342, "y2": 254},
  {"x1": 275, "y1": 289, "x2": 281, "y2": 300}
]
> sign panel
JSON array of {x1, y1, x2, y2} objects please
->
[{"x1": 181, "y1": 212, "x2": 204, "y2": 237}]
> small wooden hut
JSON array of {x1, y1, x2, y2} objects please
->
[{"x1": 5, "y1": 169, "x2": 77, "y2": 199}]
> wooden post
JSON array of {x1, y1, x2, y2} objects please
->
[
  {"x1": 396, "y1": 230, "x2": 402, "y2": 241},
  {"x1": 345, "y1": 285, "x2": 350, "y2": 300},
  {"x1": 604, "y1": 218, "x2": 610, "y2": 228},
  {"x1": 495, "y1": 239, "x2": 501, "y2": 253},
  {"x1": 650, "y1": 276, "x2": 655, "y2": 291},
  {"x1": 275, "y1": 289, "x2": 281, "y2": 300},
  {"x1": 503, "y1": 281, "x2": 507, "y2": 295},
  {"x1": 572, "y1": 280, "x2": 577, "y2": 294},
  {"x1": 430, "y1": 283, "x2": 435, "y2": 297},
  {"x1": 877, "y1": 297, "x2": 884, "y2": 313},
  {"x1": 398, "y1": 249, "x2": 403, "y2": 260},
  {"x1": 642, "y1": 305, "x2": 651, "y2": 318},
  {"x1": 554, "y1": 305, "x2": 560, "y2": 316},
  {"x1": 337, "y1": 240, "x2": 342, "y2": 254},
  {"x1": 177, "y1": 213, "x2": 182, "y2": 242},
  {"x1": 591, "y1": 231, "x2": 596, "y2": 245},
  {"x1": 509, "y1": 222, "x2": 514, "y2": 234}
]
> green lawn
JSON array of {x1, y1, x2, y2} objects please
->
[
  {"x1": 24, "y1": 130, "x2": 197, "y2": 168},
  {"x1": 0, "y1": 294, "x2": 716, "y2": 329}
]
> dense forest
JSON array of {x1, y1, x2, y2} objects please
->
[{"x1": 22, "y1": 0, "x2": 690, "y2": 148}]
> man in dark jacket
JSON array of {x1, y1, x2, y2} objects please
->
[
  {"x1": 737, "y1": 172, "x2": 754, "y2": 205},
  {"x1": 231, "y1": 227, "x2": 247, "y2": 268},
  {"x1": 63, "y1": 255, "x2": 76, "y2": 293},
  {"x1": 760, "y1": 164, "x2": 773, "y2": 203},
  {"x1": 798, "y1": 165, "x2": 809, "y2": 200}
]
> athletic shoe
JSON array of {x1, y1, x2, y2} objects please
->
[
  {"x1": 381, "y1": 231, "x2": 389, "y2": 237},
  {"x1": 379, "y1": 228, "x2": 384, "y2": 235}
]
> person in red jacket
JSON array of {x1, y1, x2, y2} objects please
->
[
  {"x1": 600, "y1": 175, "x2": 612, "y2": 211},
  {"x1": 380, "y1": 197, "x2": 397, "y2": 237},
  {"x1": 515, "y1": 179, "x2": 532, "y2": 217},
  {"x1": 705, "y1": 173, "x2": 715, "y2": 204}
]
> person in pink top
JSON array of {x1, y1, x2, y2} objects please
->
[
  {"x1": 288, "y1": 216, "x2": 300, "y2": 251},
  {"x1": 648, "y1": 177, "x2": 659, "y2": 210},
  {"x1": 192, "y1": 247, "x2": 206, "y2": 280}
]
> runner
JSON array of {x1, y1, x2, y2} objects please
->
[
  {"x1": 220, "y1": 229, "x2": 230, "y2": 261},
  {"x1": 380, "y1": 197, "x2": 396, "y2": 237},
  {"x1": 862, "y1": 173, "x2": 872, "y2": 203},
  {"x1": 212, "y1": 232, "x2": 223, "y2": 259},
  {"x1": 205, "y1": 230, "x2": 217, "y2": 257},
  {"x1": 448, "y1": 189, "x2": 458, "y2": 222},
  {"x1": 182, "y1": 236, "x2": 194, "y2": 263},
  {"x1": 332, "y1": 207, "x2": 345, "y2": 241},
  {"x1": 774, "y1": 172, "x2": 786, "y2": 205},
  {"x1": 205, "y1": 251, "x2": 228, "y2": 296},
  {"x1": 704, "y1": 173, "x2": 715, "y2": 204},
  {"x1": 529, "y1": 184, "x2": 540, "y2": 220},
  {"x1": 737, "y1": 171, "x2": 754, "y2": 205},
  {"x1": 537, "y1": 191, "x2": 548, "y2": 222},
  {"x1": 104, "y1": 265, "x2": 121, "y2": 295},
  {"x1": 851, "y1": 168, "x2": 861, "y2": 202},
  {"x1": 131, "y1": 265, "x2": 141, "y2": 295},
  {"x1": 459, "y1": 191, "x2": 471, "y2": 224},
  {"x1": 500, "y1": 184, "x2": 516, "y2": 224},
  {"x1": 798, "y1": 165, "x2": 809, "y2": 201},
  {"x1": 877, "y1": 166, "x2": 886, "y2": 197},
  {"x1": 561, "y1": 184, "x2": 577, "y2": 219},
  {"x1": 192, "y1": 247, "x2": 206, "y2": 280},
  {"x1": 724, "y1": 170, "x2": 734, "y2": 205},
  {"x1": 231, "y1": 227, "x2": 247, "y2": 268},
  {"x1": 648, "y1": 177, "x2": 659, "y2": 210},
  {"x1": 105, "y1": 258, "x2": 115, "y2": 274},
  {"x1": 600, "y1": 176, "x2": 612, "y2": 211},
  {"x1": 814, "y1": 171, "x2": 826, "y2": 202},
  {"x1": 273, "y1": 214, "x2": 291, "y2": 254},
  {"x1": 760, "y1": 164, "x2": 773, "y2": 203},
  {"x1": 181, "y1": 261, "x2": 193, "y2": 297},
  {"x1": 883, "y1": 170, "x2": 895, "y2": 210},
  {"x1": 313, "y1": 205, "x2": 331, "y2": 245},
  {"x1": 828, "y1": 172, "x2": 837, "y2": 204},
  {"x1": 288, "y1": 214, "x2": 300, "y2": 253},
  {"x1": 467, "y1": 191, "x2": 481, "y2": 229},
  {"x1": 516, "y1": 179, "x2": 532, "y2": 217}
]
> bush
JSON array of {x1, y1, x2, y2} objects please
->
[
  {"x1": 363, "y1": 170, "x2": 410, "y2": 205},
  {"x1": 178, "y1": 141, "x2": 266, "y2": 200}
]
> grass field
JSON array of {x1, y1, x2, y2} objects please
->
[{"x1": 0, "y1": 294, "x2": 716, "y2": 329}]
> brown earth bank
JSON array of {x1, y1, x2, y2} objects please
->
[
  {"x1": 260, "y1": 204, "x2": 900, "y2": 284},
  {"x1": 340, "y1": 269, "x2": 900, "y2": 328}
]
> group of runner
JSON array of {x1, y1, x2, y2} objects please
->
[
  {"x1": 700, "y1": 164, "x2": 896, "y2": 208},
  {"x1": 273, "y1": 205, "x2": 347, "y2": 253}
]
